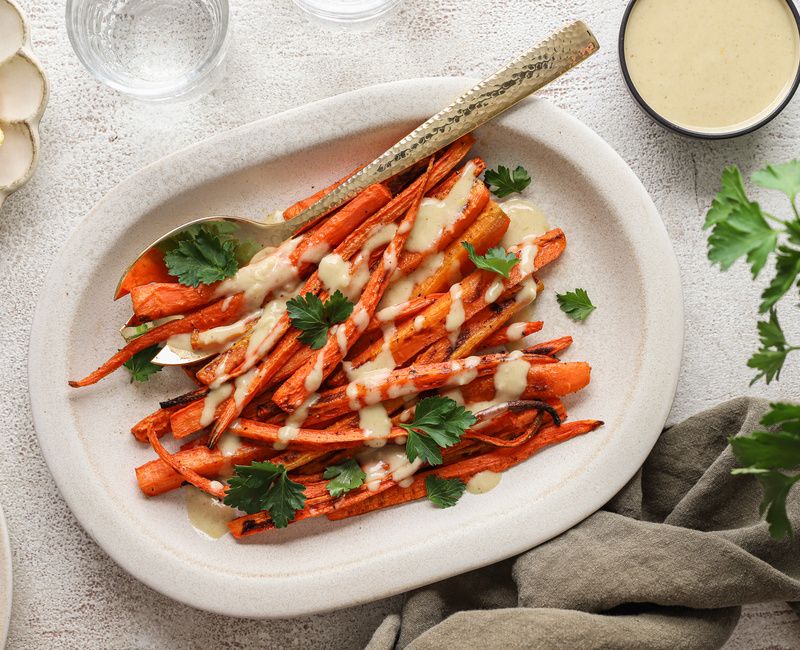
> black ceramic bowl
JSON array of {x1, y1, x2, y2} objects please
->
[{"x1": 618, "y1": 0, "x2": 800, "y2": 139}]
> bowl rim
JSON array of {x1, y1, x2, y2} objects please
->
[
  {"x1": 618, "y1": 0, "x2": 800, "y2": 140},
  {"x1": 64, "y1": 0, "x2": 232, "y2": 102}
]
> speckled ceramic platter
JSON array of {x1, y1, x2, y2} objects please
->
[
  {"x1": 0, "y1": 0, "x2": 48, "y2": 208},
  {"x1": 29, "y1": 78, "x2": 683, "y2": 618},
  {"x1": 0, "y1": 504, "x2": 11, "y2": 645}
]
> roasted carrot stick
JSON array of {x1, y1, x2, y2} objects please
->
[
  {"x1": 130, "y1": 282, "x2": 219, "y2": 322},
  {"x1": 229, "y1": 418, "x2": 408, "y2": 448},
  {"x1": 115, "y1": 248, "x2": 175, "y2": 300},
  {"x1": 69, "y1": 293, "x2": 246, "y2": 387},
  {"x1": 327, "y1": 420, "x2": 603, "y2": 520},
  {"x1": 482, "y1": 322, "x2": 545, "y2": 347},
  {"x1": 135, "y1": 440, "x2": 273, "y2": 496},
  {"x1": 282, "y1": 163, "x2": 367, "y2": 221},
  {"x1": 303, "y1": 356, "x2": 585, "y2": 424}
]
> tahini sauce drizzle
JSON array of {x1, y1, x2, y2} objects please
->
[
  {"x1": 466, "y1": 471, "x2": 502, "y2": 495},
  {"x1": 183, "y1": 486, "x2": 238, "y2": 539}
]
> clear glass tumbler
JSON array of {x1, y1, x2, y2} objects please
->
[
  {"x1": 66, "y1": 0, "x2": 231, "y2": 102},
  {"x1": 292, "y1": 0, "x2": 403, "y2": 25}
]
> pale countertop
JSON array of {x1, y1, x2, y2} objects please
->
[{"x1": 1, "y1": 0, "x2": 799, "y2": 647}]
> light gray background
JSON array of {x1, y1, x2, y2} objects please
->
[{"x1": 2, "y1": 0, "x2": 799, "y2": 647}]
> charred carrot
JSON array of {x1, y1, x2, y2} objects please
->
[
  {"x1": 69, "y1": 293, "x2": 246, "y2": 387},
  {"x1": 482, "y1": 322, "x2": 545, "y2": 347}
]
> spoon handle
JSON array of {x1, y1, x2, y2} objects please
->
[{"x1": 287, "y1": 20, "x2": 599, "y2": 229}]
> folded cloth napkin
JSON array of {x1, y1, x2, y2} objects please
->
[{"x1": 366, "y1": 397, "x2": 800, "y2": 650}]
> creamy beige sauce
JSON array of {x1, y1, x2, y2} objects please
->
[
  {"x1": 243, "y1": 296, "x2": 292, "y2": 370},
  {"x1": 624, "y1": 0, "x2": 800, "y2": 133},
  {"x1": 445, "y1": 283, "x2": 465, "y2": 345},
  {"x1": 194, "y1": 311, "x2": 261, "y2": 349},
  {"x1": 493, "y1": 350, "x2": 531, "y2": 402},
  {"x1": 357, "y1": 444, "x2": 423, "y2": 490},
  {"x1": 200, "y1": 383, "x2": 233, "y2": 427},
  {"x1": 379, "y1": 252, "x2": 444, "y2": 309},
  {"x1": 405, "y1": 161, "x2": 477, "y2": 253},
  {"x1": 466, "y1": 471, "x2": 502, "y2": 495},
  {"x1": 358, "y1": 403, "x2": 392, "y2": 448},
  {"x1": 183, "y1": 486, "x2": 239, "y2": 539},
  {"x1": 275, "y1": 394, "x2": 318, "y2": 449},
  {"x1": 216, "y1": 431, "x2": 243, "y2": 457},
  {"x1": 500, "y1": 199, "x2": 550, "y2": 247},
  {"x1": 318, "y1": 253, "x2": 351, "y2": 293},
  {"x1": 233, "y1": 368, "x2": 258, "y2": 407}
]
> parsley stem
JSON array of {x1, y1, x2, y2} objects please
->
[
  {"x1": 762, "y1": 212, "x2": 790, "y2": 227},
  {"x1": 791, "y1": 198, "x2": 799, "y2": 221}
]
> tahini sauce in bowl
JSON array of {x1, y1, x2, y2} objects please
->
[{"x1": 621, "y1": 0, "x2": 800, "y2": 137}]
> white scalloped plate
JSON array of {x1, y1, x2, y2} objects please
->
[
  {"x1": 30, "y1": 78, "x2": 683, "y2": 618},
  {"x1": 0, "y1": 0, "x2": 48, "y2": 208}
]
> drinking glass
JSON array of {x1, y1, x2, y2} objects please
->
[
  {"x1": 66, "y1": 0, "x2": 231, "y2": 102},
  {"x1": 292, "y1": 0, "x2": 403, "y2": 25}
]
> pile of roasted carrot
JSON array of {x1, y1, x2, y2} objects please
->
[{"x1": 70, "y1": 134, "x2": 602, "y2": 538}]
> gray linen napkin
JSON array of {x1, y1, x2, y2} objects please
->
[{"x1": 366, "y1": 397, "x2": 800, "y2": 650}]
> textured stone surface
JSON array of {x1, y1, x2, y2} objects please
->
[{"x1": 1, "y1": 0, "x2": 798, "y2": 647}]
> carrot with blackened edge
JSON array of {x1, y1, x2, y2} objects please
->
[{"x1": 69, "y1": 293, "x2": 246, "y2": 387}]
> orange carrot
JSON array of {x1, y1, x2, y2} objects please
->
[
  {"x1": 130, "y1": 282, "x2": 219, "y2": 322},
  {"x1": 69, "y1": 293, "x2": 246, "y2": 387},
  {"x1": 115, "y1": 248, "x2": 175, "y2": 300},
  {"x1": 482, "y1": 322, "x2": 544, "y2": 347}
]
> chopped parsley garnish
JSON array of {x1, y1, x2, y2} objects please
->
[
  {"x1": 123, "y1": 345, "x2": 163, "y2": 383},
  {"x1": 161, "y1": 223, "x2": 261, "y2": 287},
  {"x1": 703, "y1": 159, "x2": 800, "y2": 539},
  {"x1": 425, "y1": 475, "x2": 466, "y2": 508},
  {"x1": 462, "y1": 242, "x2": 519, "y2": 278},
  {"x1": 399, "y1": 396, "x2": 477, "y2": 466},
  {"x1": 556, "y1": 288, "x2": 596, "y2": 321},
  {"x1": 323, "y1": 458, "x2": 366, "y2": 497},
  {"x1": 287, "y1": 290, "x2": 354, "y2": 349},
  {"x1": 484, "y1": 165, "x2": 531, "y2": 198},
  {"x1": 223, "y1": 461, "x2": 306, "y2": 528}
]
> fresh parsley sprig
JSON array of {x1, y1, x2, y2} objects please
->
[
  {"x1": 223, "y1": 461, "x2": 306, "y2": 528},
  {"x1": 484, "y1": 165, "x2": 532, "y2": 198},
  {"x1": 425, "y1": 475, "x2": 466, "y2": 508},
  {"x1": 398, "y1": 396, "x2": 477, "y2": 466},
  {"x1": 123, "y1": 345, "x2": 163, "y2": 383},
  {"x1": 287, "y1": 291, "x2": 354, "y2": 349},
  {"x1": 556, "y1": 288, "x2": 596, "y2": 322},
  {"x1": 462, "y1": 242, "x2": 519, "y2": 278},
  {"x1": 324, "y1": 459, "x2": 366, "y2": 497},
  {"x1": 161, "y1": 223, "x2": 261, "y2": 288},
  {"x1": 704, "y1": 159, "x2": 800, "y2": 538}
]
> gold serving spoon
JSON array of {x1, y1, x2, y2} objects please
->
[{"x1": 118, "y1": 20, "x2": 599, "y2": 365}]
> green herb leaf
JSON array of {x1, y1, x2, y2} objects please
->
[
  {"x1": 759, "y1": 246, "x2": 800, "y2": 313},
  {"x1": 462, "y1": 242, "x2": 519, "y2": 278},
  {"x1": 323, "y1": 458, "x2": 366, "y2": 497},
  {"x1": 287, "y1": 290, "x2": 355, "y2": 349},
  {"x1": 224, "y1": 461, "x2": 306, "y2": 527},
  {"x1": 747, "y1": 309, "x2": 793, "y2": 385},
  {"x1": 731, "y1": 468, "x2": 799, "y2": 539},
  {"x1": 122, "y1": 345, "x2": 163, "y2": 383},
  {"x1": 164, "y1": 227, "x2": 239, "y2": 287},
  {"x1": 556, "y1": 288, "x2": 596, "y2": 322},
  {"x1": 399, "y1": 396, "x2": 477, "y2": 465},
  {"x1": 484, "y1": 165, "x2": 531, "y2": 198},
  {"x1": 425, "y1": 475, "x2": 467, "y2": 508},
  {"x1": 752, "y1": 160, "x2": 800, "y2": 204},
  {"x1": 704, "y1": 166, "x2": 777, "y2": 278}
]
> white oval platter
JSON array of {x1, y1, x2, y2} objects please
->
[{"x1": 29, "y1": 77, "x2": 683, "y2": 618}]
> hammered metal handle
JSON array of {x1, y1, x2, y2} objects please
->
[{"x1": 287, "y1": 20, "x2": 599, "y2": 230}]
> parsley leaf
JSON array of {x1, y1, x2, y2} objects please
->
[
  {"x1": 224, "y1": 461, "x2": 306, "y2": 527},
  {"x1": 287, "y1": 291, "x2": 354, "y2": 349},
  {"x1": 425, "y1": 475, "x2": 466, "y2": 508},
  {"x1": 747, "y1": 308, "x2": 798, "y2": 385},
  {"x1": 164, "y1": 227, "x2": 239, "y2": 287},
  {"x1": 705, "y1": 165, "x2": 778, "y2": 278},
  {"x1": 462, "y1": 242, "x2": 519, "y2": 278},
  {"x1": 123, "y1": 345, "x2": 163, "y2": 383},
  {"x1": 323, "y1": 459, "x2": 366, "y2": 497},
  {"x1": 556, "y1": 288, "x2": 596, "y2": 321},
  {"x1": 760, "y1": 245, "x2": 800, "y2": 313},
  {"x1": 752, "y1": 160, "x2": 800, "y2": 204},
  {"x1": 730, "y1": 403, "x2": 800, "y2": 539},
  {"x1": 399, "y1": 396, "x2": 477, "y2": 465},
  {"x1": 484, "y1": 165, "x2": 531, "y2": 198}
]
